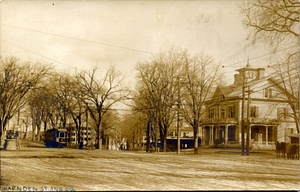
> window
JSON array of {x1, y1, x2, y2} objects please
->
[
  {"x1": 277, "y1": 107, "x2": 287, "y2": 119},
  {"x1": 264, "y1": 88, "x2": 272, "y2": 98},
  {"x1": 250, "y1": 106, "x2": 259, "y2": 118},
  {"x1": 220, "y1": 107, "x2": 226, "y2": 119},
  {"x1": 288, "y1": 128, "x2": 294, "y2": 134},
  {"x1": 246, "y1": 71, "x2": 250, "y2": 78},
  {"x1": 208, "y1": 107, "x2": 215, "y2": 119},
  {"x1": 228, "y1": 106, "x2": 235, "y2": 118},
  {"x1": 167, "y1": 131, "x2": 174, "y2": 137}
]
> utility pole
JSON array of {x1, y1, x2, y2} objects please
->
[
  {"x1": 86, "y1": 104, "x2": 89, "y2": 149},
  {"x1": 177, "y1": 75, "x2": 181, "y2": 155},
  {"x1": 241, "y1": 78, "x2": 245, "y2": 155},
  {"x1": 246, "y1": 86, "x2": 251, "y2": 155}
]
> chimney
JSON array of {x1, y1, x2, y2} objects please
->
[
  {"x1": 257, "y1": 68, "x2": 265, "y2": 79},
  {"x1": 234, "y1": 74, "x2": 242, "y2": 86}
]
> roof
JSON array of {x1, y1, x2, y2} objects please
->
[
  {"x1": 218, "y1": 85, "x2": 235, "y2": 97},
  {"x1": 226, "y1": 75, "x2": 270, "y2": 98}
]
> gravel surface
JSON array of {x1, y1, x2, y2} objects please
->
[{"x1": 1, "y1": 141, "x2": 299, "y2": 191}]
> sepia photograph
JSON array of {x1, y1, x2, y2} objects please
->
[{"x1": 0, "y1": 0, "x2": 299, "y2": 191}]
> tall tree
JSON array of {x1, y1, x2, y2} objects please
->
[
  {"x1": 120, "y1": 113, "x2": 146, "y2": 151},
  {"x1": 268, "y1": 54, "x2": 299, "y2": 132},
  {"x1": 135, "y1": 48, "x2": 182, "y2": 152},
  {"x1": 0, "y1": 57, "x2": 52, "y2": 146},
  {"x1": 241, "y1": 0, "x2": 299, "y2": 133},
  {"x1": 28, "y1": 87, "x2": 51, "y2": 141},
  {"x1": 132, "y1": 86, "x2": 158, "y2": 152},
  {"x1": 180, "y1": 53, "x2": 221, "y2": 154},
  {"x1": 75, "y1": 65, "x2": 129, "y2": 149},
  {"x1": 241, "y1": 0, "x2": 299, "y2": 49}
]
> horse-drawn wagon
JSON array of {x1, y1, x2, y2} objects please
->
[{"x1": 276, "y1": 134, "x2": 299, "y2": 159}]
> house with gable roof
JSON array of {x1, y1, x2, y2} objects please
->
[{"x1": 201, "y1": 61, "x2": 298, "y2": 149}]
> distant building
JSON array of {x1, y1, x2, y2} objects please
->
[
  {"x1": 201, "y1": 61, "x2": 298, "y2": 150},
  {"x1": 167, "y1": 122, "x2": 197, "y2": 139},
  {"x1": 69, "y1": 127, "x2": 96, "y2": 146}
]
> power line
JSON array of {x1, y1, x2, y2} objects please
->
[
  {"x1": 250, "y1": 71, "x2": 299, "y2": 95},
  {"x1": 222, "y1": 45, "x2": 298, "y2": 68},
  {"x1": 221, "y1": 43, "x2": 252, "y2": 64},
  {"x1": 1, "y1": 38, "x2": 76, "y2": 70},
  {"x1": 1, "y1": 23, "x2": 159, "y2": 56}
]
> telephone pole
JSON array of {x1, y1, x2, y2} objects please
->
[
  {"x1": 86, "y1": 103, "x2": 89, "y2": 149},
  {"x1": 241, "y1": 79, "x2": 245, "y2": 155},
  {"x1": 177, "y1": 75, "x2": 181, "y2": 155},
  {"x1": 246, "y1": 86, "x2": 251, "y2": 155}
]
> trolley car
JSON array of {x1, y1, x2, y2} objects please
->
[{"x1": 44, "y1": 128, "x2": 68, "y2": 148}]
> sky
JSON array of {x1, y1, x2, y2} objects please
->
[{"x1": 0, "y1": 0, "x2": 278, "y2": 87}]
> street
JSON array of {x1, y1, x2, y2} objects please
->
[{"x1": 1, "y1": 143, "x2": 299, "y2": 191}]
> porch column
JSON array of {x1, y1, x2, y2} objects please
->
[
  {"x1": 209, "y1": 126, "x2": 213, "y2": 145},
  {"x1": 249, "y1": 125, "x2": 252, "y2": 144},
  {"x1": 209, "y1": 126, "x2": 212, "y2": 145},
  {"x1": 201, "y1": 127, "x2": 205, "y2": 146},
  {"x1": 272, "y1": 126, "x2": 275, "y2": 142},
  {"x1": 266, "y1": 126, "x2": 268, "y2": 146},
  {"x1": 225, "y1": 125, "x2": 228, "y2": 145},
  {"x1": 215, "y1": 125, "x2": 218, "y2": 140}
]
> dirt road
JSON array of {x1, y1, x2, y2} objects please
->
[{"x1": 1, "y1": 146, "x2": 299, "y2": 191}]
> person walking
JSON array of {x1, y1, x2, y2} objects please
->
[{"x1": 14, "y1": 131, "x2": 21, "y2": 149}]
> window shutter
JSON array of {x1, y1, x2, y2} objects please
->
[
  {"x1": 284, "y1": 108, "x2": 287, "y2": 119},
  {"x1": 256, "y1": 106, "x2": 259, "y2": 118}
]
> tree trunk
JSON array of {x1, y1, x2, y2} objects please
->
[
  {"x1": 36, "y1": 123, "x2": 41, "y2": 142},
  {"x1": 97, "y1": 127, "x2": 102, "y2": 150},
  {"x1": 146, "y1": 120, "x2": 150, "y2": 152},
  {"x1": 163, "y1": 135, "x2": 167, "y2": 152},
  {"x1": 291, "y1": 105, "x2": 299, "y2": 133},
  {"x1": 193, "y1": 122, "x2": 199, "y2": 154},
  {"x1": 32, "y1": 119, "x2": 36, "y2": 141},
  {"x1": 155, "y1": 124, "x2": 158, "y2": 152},
  {"x1": 0, "y1": 120, "x2": 5, "y2": 147}
]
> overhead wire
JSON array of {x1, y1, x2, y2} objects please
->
[
  {"x1": 249, "y1": 71, "x2": 299, "y2": 96},
  {"x1": 1, "y1": 38, "x2": 75, "y2": 70},
  {"x1": 221, "y1": 42, "x2": 252, "y2": 64},
  {"x1": 2, "y1": 23, "x2": 298, "y2": 97},
  {"x1": 221, "y1": 45, "x2": 298, "y2": 68},
  {"x1": 1, "y1": 23, "x2": 159, "y2": 56}
]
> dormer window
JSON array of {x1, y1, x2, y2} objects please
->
[{"x1": 264, "y1": 88, "x2": 272, "y2": 98}]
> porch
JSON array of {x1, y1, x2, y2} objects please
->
[
  {"x1": 201, "y1": 123, "x2": 278, "y2": 150},
  {"x1": 202, "y1": 124, "x2": 238, "y2": 147},
  {"x1": 250, "y1": 125, "x2": 277, "y2": 150}
]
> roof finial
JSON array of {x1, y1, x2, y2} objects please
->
[{"x1": 246, "y1": 57, "x2": 251, "y2": 68}]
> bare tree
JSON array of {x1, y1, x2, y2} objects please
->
[
  {"x1": 100, "y1": 110, "x2": 122, "y2": 149},
  {"x1": 0, "y1": 57, "x2": 52, "y2": 146},
  {"x1": 268, "y1": 54, "x2": 299, "y2": 133},
  {"x1": 75, "y1": 65, "x2": 129, "y2": 149},
  {"x1": 135, "y1": 49, "x2": 183, "y2": 152},
  {"x1": 132, "y1": 86, "x2": 158, "y2": 152},
  {"x1": 120, "y1": 113, "x2": 146, "y2": 151},
  {"x1": 180, "y1": 53, "x2": 222, "y2": 154},
  {"x1": 64, "y1": 75, "x2": 86, "y2": 145},
  {"x1": 28, "y1": 87, "x2": 51, "y2": 142},
  {"x1": 241, "y1": 0, "x2": 299, "y2": 50},
  {"x1": 241, "y1": 0, "x2": 299, "y2": 133}
]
